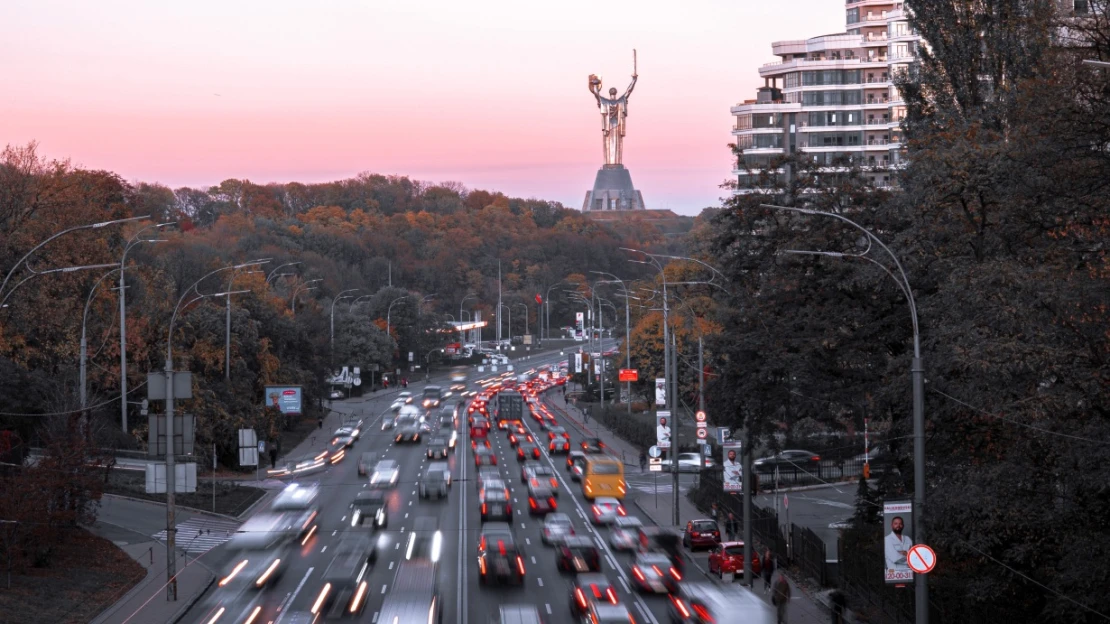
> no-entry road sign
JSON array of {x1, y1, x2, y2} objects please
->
[{"x1": 907, "y1": 544, "x2": 937, "y2": 574}]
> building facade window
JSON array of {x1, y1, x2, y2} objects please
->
[
  {"x1": 735, "y1": 114, "x2": 752, "y2": 130},
  {"x1": 846, "y1": 7, "x2": 860, "y2": 24},
  {"x1": 802, "y1": 90, "x2": 863, "y2": 106}
]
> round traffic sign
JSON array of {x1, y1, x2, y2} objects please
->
[
  {"x1": 648, "y1": 446, "x2": 662, "y2": 458},
  {"x1": 907, "y1": 544, "x2": 936, "y2": 574},
  {"x1": 695, "y1": 410, "x2": 707, "y2": 423},
  {"x1": 783, "y1": 494, "x2": 789, "y2": 509},
  {"x1": 696, "y1": 427, "x2": 708, "y2": 439}
]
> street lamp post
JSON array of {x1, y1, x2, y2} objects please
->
[
  {"x1": 265, "y1": 262, "x2": 301, "y2": 284},
  {"x1": 226, "y1": 264, "x2": 268, "y2": 380},
  {"x1": 513, "y1": 303, "x2": 528, "y2": 342},
  {"x1": 593, "y1": 272, "x2": 633, "y2": 416},
  {"x1": 162, "y1": 261, "x2": 263, "y2": 601},
  {"x1": 761, "y1": 203, "x2": 927, "y2": 624},
  {"x1": 331, "y1": 289, "x2": 360, "y2": 361},
  {"x1": 499, "y1": 304, "x2": 511, "y2": 344},
  {"x1": 81, "y1": 268, "x2": 122, "y2": 412},
  {"x1": 118, "y1": 222, "x2": 174, "y2": 433},
  {"x1": 386, "y1": 295, "x2": 410, "y2": 338},
  {"x1": 543, "y1": 282, "x2": 566, "y2": 340},
  {"x1": 291, "y1": 279, "x2": 322, "y2": 314}
]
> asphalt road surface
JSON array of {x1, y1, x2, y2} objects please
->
[{"x1": 182, "y1": 342, "x2": 692, "y2": 624}]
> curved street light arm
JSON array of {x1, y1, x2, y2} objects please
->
[
  {"x1": 0, "y1": 263, "x2": 119, "y2": 311},
  {"x1": 83, "y1": 268, "x2": 123, "y2": 330},
  {"x1": 761, "y1": 203, "x2": 919, "y2": 354},
  {"x1": 168, "y1": 261, "x2": 265, "y2": 362},
  {"x1": 781, "y1": 249, "x2": 913, "y2": 303},
  {"x1": 266, "y1": 261, "x2": 302, "y2": 283},
  {"x1": 0, "y1": 214, "x2": 151, "y2": 298}
]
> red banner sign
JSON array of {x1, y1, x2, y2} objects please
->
[{"x1": 618, "y1": 369, "x2": 638, "y2": 382}]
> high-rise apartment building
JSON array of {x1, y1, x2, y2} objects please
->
[{"x1": 731, "y1": 1, "x2": 921, "y2": 191}]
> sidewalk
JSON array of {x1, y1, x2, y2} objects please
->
[
  {"x1": 87, "y1": 521, "x2": 214, "y2": 624},
  {"x1": 542, "y1": 389, "x2": 847, "y2": 624}
]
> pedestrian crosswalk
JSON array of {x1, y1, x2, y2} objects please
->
[
  {"x1": 625, "y1": 474, "x2": 689, "y2": 495},
  {"x1": 151, "y1": 517, "x2": 241, "y2": 554}
]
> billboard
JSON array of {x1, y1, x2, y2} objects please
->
[
  {"x1": 574, "y1": 352, "x2": 583, "y2": 373},
  {"x1": 656, "y1": 410, "x2": 672, "y2": 449},
  {"x1": 654, "y1": 378, "x2": 666, "y2": 406},
  {"x1": 722, "y1": 441, "x2": 743, "y2": 492},
  {"x1": 576, "y1": 312, "x2": 585, "y2": 333},
  {"x1": 883, "y1": 500, "x2": 914, "y2": 585},
  {"x1": 618, "y1": 369, "x2": 638, "y2": 382},
  {"x1": 264, "y1": 386, "x2": 303, "y2": 415}
]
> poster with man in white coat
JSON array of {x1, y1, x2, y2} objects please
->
[{"x1": 883, "y1": 500, "x2": 914, "y2": 584}]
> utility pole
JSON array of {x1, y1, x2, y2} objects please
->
[
  {"x1": 698, "y1": 336, "x2": 704, "y2": 414},
  {"x1": 497, "y1": 260, "x2": 502, "y2": 348},
  {"x1": 671, "y1": 331, "x2": 680, "y2": 525},
  {"x1": 743, "y1": 424, "x2": 753, "y2": 586}
]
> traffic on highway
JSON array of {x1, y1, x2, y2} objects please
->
[{"x1": 188, "y1": 346, "x2": 772, "y2": 624}]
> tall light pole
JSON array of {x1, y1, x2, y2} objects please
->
[
  {"x1": 386, "y1": 294, "x2": 410, "y2": 338},
  {"x1": 499, "y1": 304, "x2": 512, "y2": 343},
  {"x1": 81, "y1": 268, "x2": 122, "y2": 412},
  {"x1": 265, "y1": 261, "x2": 301, "y2": 284},
  {"x1": 291, "y1": 279, "x2": 322, "y2": 314},
  {"x1": 331, "y1": 289, "x2": 360, "y2": 362},
  {"x1": 225, "y1": 265, "x2": 268, "y2": 380},
  {"x1": 593, "y1": 272, "x2": 634, "y2": 416},
  {"x1": 762, "y1": 203, "x2": 927, "y2": 623},
  {"x1": 163, "y1": 261, "x2": 262, "y2": 601},
  {"x1": 513, "y1": 303, "x2": 528, "y2": 341},
  {"x1": 118, "y1": 222, "x2": 174, "y2": 433},
  {"x1": 0, "y1": 214, "x2": 150, "y2": 300},
  {"x1": 543, "y1": 282, "x2": 566, "y2": 340}
]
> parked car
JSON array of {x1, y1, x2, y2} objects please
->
[
  {"x1": 753, "y1": 450, "x2": 821, "y2": 474},
  {"x1": 707, "y1": 541, "x2": 762, "y2": 578},
  {"x1": 682, "y1": 519, "x2": 720, "y2": 550}
]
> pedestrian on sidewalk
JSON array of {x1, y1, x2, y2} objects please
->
[
  {"x1": 725, "y1": 512, "x2": 739, "y2": 541},
  {"x1": 584, "y1": 408, "x2": 590, "y2": 424},
  {"x1": 772, "y1": 573, "x2": 791, "y2": 624},
  {"x1": 761, "y1": 548, "x2": 775, "y2": 593},
  {"x1": 639, "y1": 451, "x2": 647, "y2": 472},
  {"x1": 269, "y1": 447, "x2": 278, "y2": 469}
]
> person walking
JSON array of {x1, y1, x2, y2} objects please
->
[
  {"x1": 761, "y1": 548, "x2": 775, "y2": 594},
  {"x1": 772, "y1": 573, "x2": 791, "y2": 624},
  {"x1": 725, "y1": 513, "x2": 739, "y2": 541},
  {"x1": 639, "y1": 451, "x2": 648, "y2": 472}
]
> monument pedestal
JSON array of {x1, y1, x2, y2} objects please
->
[{"x1": 582, "y1": 164, "x2": 645, "y2": 211}]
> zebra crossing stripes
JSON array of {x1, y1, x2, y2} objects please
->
[{"x1": 152, "y1": 516, "x2": 241, "y2": 554}]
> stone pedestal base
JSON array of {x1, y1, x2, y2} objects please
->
[{"x1": 582, "y1": 165, "x2": 645, "y2": 211}]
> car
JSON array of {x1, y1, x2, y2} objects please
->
[
  {"x1": 271, "y1": 483, "x2": 321, "y2": 540},
  {"x1": 495, "y1": 604, "x2": 544, "y2": 624},
  {"x1": 349, "y1": 489, "x2": 388, "y2": 529},
  {"x1": 567, "y1": 451, "x2": 588, "y2": 481},
  {"x1": 508, "y1": 432, "x2": 534, "y2": 448},
  {"x1": 516, "y1": 442, "x2": 542, "y2": 462},
  {"x1": 420, "y1": 462, "x2": 451, "y2": 500},
  {"x1": 474, "y1": 446, "x2": 498, "y2": 467},
  {"x1": 328, "y1": 388, "x2": 344, "y2": 400},
  {"x1": 569, "y1": 574, "x2": 620, "y2": 618},
  {"x1": 398, "y1": 391, "x2": 414, "y2": 404},
  {"x1": 426, "y1": 436, "x2": 449, "y2": 459},
  {"x1": 590, "y1": 497, "x2": 626, "y2": 525},
  {"x1": 477, "y1": 523, "x2": 525, "y2": 586},
  {"x1": 522, "y1": 463, "x2": 560, "y2": 495},
  {"x1": 526, "y1": 484, "x2": 557, "y2": 515},
  {"x1": 471, "y1": 436, "x2": 492, "y2": 450},
  {"x1": 753, "y1": 449, "x2": 821, "y2": 474},
  {"x1": 555, "y1": 535, "x2": 602, "y2": 574},
  {"x1": 381, "y1": 414, "x2": 396, "y2": 430},
  {"x1": 542, "y1": 513, "x2": 575, "y2": 545},
  {"x1": 313, "y1": 535, "x2": 376, "y2": 617},
  {"x1": 215, "y1": 513, "x2": 297, "y2": 593},
  {"x1": 394, "y1": 423, "x2": 421, "y2": 444},
  {"x1": 331, "y1": 429, "x2": 357, "y2": 450},
  {"x1": 683, "y1": 519, "x2": 721, "y2": 550},
  {"x1": 581, "y1": 437, "x2": 607, "y2": 453},
  {"x1": 421, "y1": 385, "x2": 444, "y2": 408},
  {"x1": 370, "y1": 460, "x2": 400, "y2": 488},
  {"x1": 629, "y1": 552, "x2": 681, "y2": 594},
  {"x1": 357, "y1": 452, "x2": 378, "y2": 476},
  {"x1": 476, "y1": 466, "x2": 500, "y2": 490},
  {"x1": 667, "y1": 452, "x2": 711, "y2": 473},
  {"x1": 375, "y1": 561, "x2": 442, "y2": 622},
  {"x1": 405, "y1": 516, "x2": 443, "y2": 563},
  {"x1": 667, "y1": 582, "x2": 776, "y2": 624},
  {"x1": 548, "y1": 435, "x2": 571, "y2": 454},
  {"x1": 325, "y1": 436, "x2": 348, "y2": 464},
  {"x1": 707, "y1": 541, "x2": 762, "y2": 579},
  {"x1": 479, "y1": 484, "x2": 513, "y2": 522},
  {"x1": 583, "y1": 602, "x2": 637, "y2": 624},
  {"x1": 609, "y1": 516, "x2": 644, "y2": 551},
  {"x1": 438, "y1": 408, "x2": 456, "y2": 429}
]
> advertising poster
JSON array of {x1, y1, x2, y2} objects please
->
[
  {"x1": 722, "y1": 441, "x2": 743, "y2": 492},
  {"x1": 574, "y1": 352, "x2": 583, "y2": 373},
  {"x1": 883, "y1": 500, "x2": 914, "y2": 584},
  {"x1": 264, "y1": 386, "x2": 303, "y2": 416},
  {"x1": 654, "y1": 378, "x2": 666, "y2": 406},
  {"x1": 576, "y1": 312, "x2": 585, "y2": 332},
  {"x1": 656, "y1": 410, "x2": 672, "y2": 449}
]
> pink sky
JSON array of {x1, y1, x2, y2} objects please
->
[{"x1": 1, "y1": 0, "x2": 842, "y2": 215}]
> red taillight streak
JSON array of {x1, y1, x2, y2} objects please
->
[
  {"x1": 671, "y1": 596, "x2": 691, "y2": 618},
  {"x1": 632, "y1": 566, "x2": 646, "y2": 581},
  {"x1": 481, "y1": 503, "x2": 487, "y2": 514},
  {"x1": 530, "y1": 498, "x2": 537, "y2": 509},
  {"x1": 516, "y1": 556, "x2": 526, "y2": 575},
  {"x1": 575, "y1": 587, "x2": 587, "y2": 608},
  {"x1": 669, "y1": 567, "x2": 682, "y2": 580},
  {"x1": 606, "y1": 587, "x2": 618, "y2": 603}
]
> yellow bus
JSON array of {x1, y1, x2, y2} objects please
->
[{"x1": 582, "y1": 456, "x2": 626, "y2": 500}]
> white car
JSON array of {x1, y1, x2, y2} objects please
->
[
  {"x1": 542, "y1": 513, "x2": 575, "y2": 545},
  {"x1": 609, "y1": 516, "x2": 643, "y2": 550},
  {"x1": 398, "y1": 391, "x2": 414, "y2": 404},
  {"x1": 667, "y1": 452, "x2": 712, "y2": 473},
  {"x1": 370, "y1": 460, "x2": 400, "y2": 488},
  {"x1": 590, "y1": 497, "x2": 626, "y2": 525}
]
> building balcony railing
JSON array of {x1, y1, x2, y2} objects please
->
[
  {"x1": 865, "y1": 118, "x2": 891, "y2": 125},
  {"x1": 864, "y1": 34, "x2": 889, "y2": 41},
  {"x1": 865, "y1": 97, "x2": 892, "y2": 105}
]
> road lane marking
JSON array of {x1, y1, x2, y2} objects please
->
[
  {"x1": 389, "y1": 561, "x2": 394, "y2": 569},
  {"x1": 537, "y1": 577, "x2": 543, "y2": 587},
  {"x1": 372, "y1": 612, "x2": 379, "y2": 623},
  {"x1": 274, "y1": 566, "x2": 314, "y2": 624},
  {"x1": 321, "y1": 546, "x2": 328, "y2": 552},
  {"x1": 381, "y1": 584, "x2": 388, "y2": 594},
  {"x1": 620, "y1": 578, "x2": 631, "y2": 593},
  {"x1": 531, "y1": 556, "x2": 536, "y2": 564}
]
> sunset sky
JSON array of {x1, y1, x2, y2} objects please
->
[{"x1": 2, "y1": 0, "x2": 842, "y2": 215}]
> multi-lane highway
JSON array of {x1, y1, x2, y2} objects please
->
[{"x1": 183, "y1": 342, "x2": 696, "y2": 624}]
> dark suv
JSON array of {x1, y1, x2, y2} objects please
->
[
  {"x1": 478, "y1": 523, "x2": 526, "y2": 586},
  {"x1": 683, "y1": 519, "x2": 721, "y2": 550}
]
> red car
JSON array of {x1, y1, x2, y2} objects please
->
[
  {"x1": 682, "y1": 519, "x2": 720, "y2": 550},
  {"x1": 707, "y1": 541, "x2": 762, "y2": 578}
]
